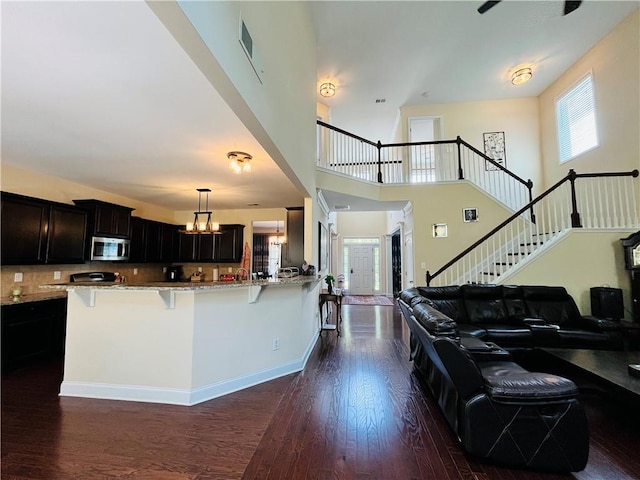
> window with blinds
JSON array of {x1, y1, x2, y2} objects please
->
[{"x1": 556, "y1": 73, "x2": 599, "y2": 163}]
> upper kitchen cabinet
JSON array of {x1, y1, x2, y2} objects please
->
[
  {"x1": 46, "y1": 204, "x2": 87, "y2": 264},
  {"x1": 73, "y1": 199, "x2": 134, "y2": 238},
  {"x1": 1, "y1": 192, "x2": 87, "y2": 265},
  {"x1": 176, "y1": 224, "x2": 244, "y2": 263},
  {"x1": 215, "y1": 224, "x2": 245, "y2": 263},
  {"x1": 129, "y1": 217, "x2": 178, "y2": 263}
]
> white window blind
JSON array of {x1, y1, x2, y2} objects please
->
[{"x1": 556, "y1": 74, "x2": 599, "y2": 163}]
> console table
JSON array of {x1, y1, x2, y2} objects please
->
[{"x1": 319, "y1": 289, "x2": 343, "y2": 336}]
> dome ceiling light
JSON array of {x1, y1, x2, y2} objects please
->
[{"x1": 228, "y1": 151, "x2": 252, "y2": 174}]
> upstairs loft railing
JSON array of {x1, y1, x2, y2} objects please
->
[
  {"x1": 317, "y1": 120, "x2": 533, "y2": 213},
  {"x1": 426, "y1": 169, "x2": 640, "y2": 287}
]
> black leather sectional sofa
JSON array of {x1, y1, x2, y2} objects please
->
[
  {"x1": 411, "y1": 284, "x2": 623, "y2": 350},
  {"x1": 396, "y1": 284, "x2": 613, "y2": 472}
]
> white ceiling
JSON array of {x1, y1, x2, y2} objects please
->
[{"x1": 2, "y1": 1, "x2": 637, "y2": 213}]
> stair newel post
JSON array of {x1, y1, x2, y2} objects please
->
[
  {"x1": 456, "y1": 136, "x2": 464, "y2": 180},
  {"x1": 568, "y1": 169, "x2": 582, "y2": 228},
  {"x1": 377, "y1": 141, "x2": 383, "y2": 183},
  {"x1": 527, "y1": 179, "x2": 536, "y2": 224}
]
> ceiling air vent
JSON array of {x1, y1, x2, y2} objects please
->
[
  {"x1": 334, "y1": 205, "x2": 351, "y2": 211},
  {"x1": 239, "y1": 14, "x2": 264, "y2": 83}
]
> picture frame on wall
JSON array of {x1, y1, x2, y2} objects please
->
[
  {"x1": 483, "y1": 131, "x2": 506, "y2": 171},
  {"x1": 463, "y1": 208, "x2": 478, "y2": 222}
]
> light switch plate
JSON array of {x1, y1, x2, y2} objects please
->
[
  {"x1": 133, "y1": 268, "x2": 138, "y2": 275},
  {"x1": 54, "y1": 271, "x2": 62, "y2": 280},
  {"x1": 14, "y1": 272, "x2": 23, "y2": 282}
]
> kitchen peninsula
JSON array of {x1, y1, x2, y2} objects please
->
[{"x1": 42, "y1": 277, "x2": 320, "y2": 406}]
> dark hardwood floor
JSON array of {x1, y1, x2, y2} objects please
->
[{"x1": 2, "y1": 304, "x2": 639, "y2": 479}]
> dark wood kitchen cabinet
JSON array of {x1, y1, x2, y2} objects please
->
[
  {"x1": 1, "y1": 192, "x2": 87, "y2": 265},
  {"x1": 129, "y1": 217, "x2": 178, "y2": 263},
  {"x1": 177, "y1": 224, "x2": 244, "y2": 263},
  {"x1": 73, "y1": 199, "x2": 134, "y2": 238},
  {"x1": 1, "y1": 298, "x2": 67, "y2": 373},
  {"x1": 215, "y1": 224, "x2": 244, "y2": 263}
]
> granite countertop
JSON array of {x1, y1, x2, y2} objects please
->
[
  {"x1": 39, "y1": 276, "x2": 320, "y2": 292},
  {"x1": 1, "y1": 290, "x2": 68, "y2": 306}
]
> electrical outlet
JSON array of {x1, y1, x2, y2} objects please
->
[
  {"x1": 228, "y1": 267, "x2": 232, "y2": 273},
  {"x1": 163, "y1": 267, "x2": 167, "y2": 273},
  {"x1": 421, "y1": 262, "x2": 426, "y2": 269},
  {"x1": 198, "y1": 266, "x2": 203, "y2": 273},
  {"x1": 14, "y1": 272, "x2": 23, "y2": 282},
  {"x1": 53, "y1": 271, "x2": 61, "y2": 280},
  {"x1": 272, "y1": 338, "x2": 280, "y2": 351},
  {"x1": 133, "y1": 268, "x2": 138, "y2": 275}
]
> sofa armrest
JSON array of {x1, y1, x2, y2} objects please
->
[
  {"x1": 521, "y1": 317, "x2": 549, "y2": 326},
  {"x1": 460, "y1": 337, "x2": 511, "y2": 362},
  {"x1": 579, "y1": 316, "x2": 622, "y2": 331}
]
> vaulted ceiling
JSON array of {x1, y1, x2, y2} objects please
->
[{"x1": 2, "y1": 1, "x2": 636, "y2": 212}]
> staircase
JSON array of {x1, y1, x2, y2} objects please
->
[{"x1": 428, "y1": 170, "x2": 640, "y2": 286}]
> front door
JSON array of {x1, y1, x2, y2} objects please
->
[{"x1": 348, "y1": 244, "x2": 375, "y2": 295}]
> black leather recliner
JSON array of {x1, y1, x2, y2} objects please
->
[{"x1": 433, "y1": 337, "x2": 589, "y2": 472}]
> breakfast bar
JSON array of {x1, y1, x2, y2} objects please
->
[{"x1": 43, "y1": 277, "x2": 320, "y2": 406}]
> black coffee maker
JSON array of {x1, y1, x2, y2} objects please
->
[{"x1": 165, "y1": 265, "x2": 183, "y2": 282}]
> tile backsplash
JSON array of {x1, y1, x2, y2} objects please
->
[
  {"x1": 0, "y1": 262, "x2": 243, "y2": 299},
  {"x1": 0, "y1": 262, "x2": 165, "y2": 298}
]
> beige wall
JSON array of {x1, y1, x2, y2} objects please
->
[
  {"x1": 502, "y1": 229, "x2": 634, "y2": 316},
  {"x1": 538, "y1": 9, "x2": 640, "y2": 188},
  {"x1": 161, "y1": 1, "x2": 318, "y2": 198},
  {"x1": 400, "y1": 98, "x2": 542, "y2": 195},
  {"x1": 1, "y1": 164, "x2": 176, "y2": 223}
]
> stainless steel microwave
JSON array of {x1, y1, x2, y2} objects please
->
[{"x1": 90, "y1": 236, "x2": 130, "y2": 261}]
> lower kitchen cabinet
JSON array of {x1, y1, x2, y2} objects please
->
[{"x1": 1, "y1": 298, "x2": 67, "y2": 373}]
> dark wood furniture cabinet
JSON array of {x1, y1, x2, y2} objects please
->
[
  {"x1": 129, "y1": 217, "x2": 178, "y2": 263},
  {"x1": 1, "y1": 192, "x2": 87, "y2": 265},
  {"x1": 73, "y1": 199, "x2": 133, "y2": 238},
  {"x1": 177, "y1": 224, "x2": 244, "y2": 263},
  {"x1": 1, "y1": 298, "x2": 67, "y2": 373}
]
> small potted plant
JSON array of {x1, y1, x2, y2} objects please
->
[{"x1": 325, "y1": 274, "x2": 335, "y2": 294}]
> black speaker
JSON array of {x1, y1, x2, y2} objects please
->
[{"x1": 590, "y1": 287, "x2": 623, "y2": 320}]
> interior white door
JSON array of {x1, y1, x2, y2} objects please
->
[{"x1": 348, "y1": 244, "x2": 374, "y2": 295}]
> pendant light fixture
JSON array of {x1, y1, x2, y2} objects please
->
[
  {"x1": 180, "y1": 188, "x2": 220, "y2": 234},
  {"x1": 271, "y1": 220, "x2": 286, "y2": 245}
]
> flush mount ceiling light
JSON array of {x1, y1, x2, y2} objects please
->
[
  {"x1": 319, "y1": 82, "x2": 336, "y2": 98},
  {"x1": 227, "y1": 151, "x2": 252, "y2": 174},
  {"x1": 511, "y1": 67, "x2": 533, "y2": 85},
  {"x1": 179, "y1": 188, "x2": 220, "y2": 234}
]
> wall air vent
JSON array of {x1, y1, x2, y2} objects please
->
[
  {"x1": 239, "y1": 14, "x2": 264, "y2": 83},
  {"x1": 334, "y1": 205, "x2": 351, "y2": 211}
]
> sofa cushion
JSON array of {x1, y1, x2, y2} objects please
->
[
  {"x1": 461, "y1": 284, "x2": 508, "y2": 325},
  {"x1": 523, "y1": 286, "x2": 581, "y2": 326},
  {"x1": 457, "y1": 324, "x2": 488, "y2": 339},
  {"x1": 502, "y1": 285, "x2": 528, "y2": 318},
  {"x1": 418, "y1": 286, "x2": 467, "y2": 322}
]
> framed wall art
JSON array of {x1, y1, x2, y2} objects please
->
[
  {"x1": 463, "y1": 208, "x2": 478, "y2": 223},
  {"x1": 483, "y1": 131, "x2": 506, "y2": 171}
]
